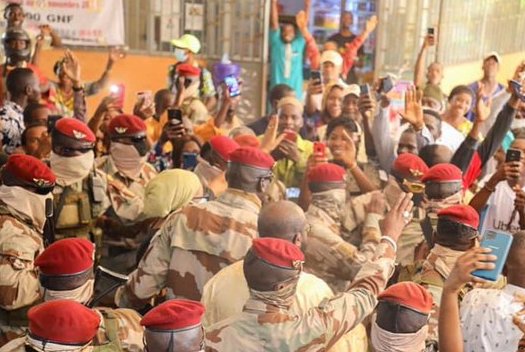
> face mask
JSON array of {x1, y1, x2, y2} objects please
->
[
  {"x1": 512, "y1": 118, "x2": 525, "y2": 130},
  {"x1": 110, "y1": 142, "x2": 147, "y2": 179},
  {"x1": 42, "y1": 279, "x2": 94, "y2": 305},
  {"x1": 174, "y1": 48, "x2": 188, "y2": 62},
  {"x1": 0, "y1": 185, "x2": 50, "y2": 231},
  {"x1": 50, "y1": 151, "x2": 94, "y2": 186},
  {"x1": 194, "y1": 157, "x2": 223, "y2": 185}
]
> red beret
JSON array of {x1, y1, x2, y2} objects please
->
[
  {"x1": 35, "y1": 238, "x2": 94, "y2": 276},
  {"x1": 55, "y1": 117, "x2": 96, "y2": 143},
  {"x1": 209, "y1": 135, "x2": 240, "y2": 161},
  {"x1": 252, "y1": 238, "x2": 304, "y2": 269},
  {"x1": 308, "y1": 163, "x2": 346, "y2": 183},
  {"x1": 108, "y1": 114, "x2": 147, "y2": 137},
  {"x1": 234, "y1": 134, "x2": 260, "y2": 148},
  {"x1": 438, "y1": 204, "x2": 479, "y2": 229},
  {"x1": 28, "y1": 300, "x2": 100, "y2": 344},
  {"x1": 229, "y1": 147, "x2": 275, "y2": 169},
  {"x1": 392, "y1": 153, "x2": 429, "y2": 180},
  {"x1": 379, "y1": 282, "x2": 433, "y2": 314},
  {"x1": 4, "y1": 154, "x2": 56, "y2": 189},
  {"x1": 141, "y1": 299, "x2": 204, "y2": 331},
  {"x1": 421, "y1": 163, "x2": 462, "y2": 183},
  {"x1": 176, "y1": 63, "x2": 201, "y2": 77}
]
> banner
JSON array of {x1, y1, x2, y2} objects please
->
[{"x1": 1, "y1": 0, "x2": 125, "y2": 46}]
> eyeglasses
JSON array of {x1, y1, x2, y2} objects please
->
[{"x1": 403, "y1": 179, "x2": 425, "y2": 193}]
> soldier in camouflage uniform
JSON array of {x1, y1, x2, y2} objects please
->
[
  {"x1": 96, "y1": 114, "x2": 157, "y2": 273},
  {"x1": 34, "y1": 238, "x2": 144, "y2": 351},
  {"x1": 1, "y1": 300, "x2": 101, "y2": 352},
  {"x1": 413, "y1": 204, "x2": 480, "y2": 349},
  {"x1": 0, "y1": 155, "x2": 56, "y2": 347},
  {"x1": 141, "y1": 299, "x2": 206, "y2": 352},
  {"x1": 205, "y1": 193, "x2": 415, "y2": 351},
  {"x1": 115, "y1": 147, "x2": 275, "y2": 309},
  {"x1": 304, "y1": 163, "x2": 384, "y2": 292}
]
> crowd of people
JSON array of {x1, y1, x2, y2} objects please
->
[{"x1": 0, "y1": 1, "x2": 524, "y2": 351}]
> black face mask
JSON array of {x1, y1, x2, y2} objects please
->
[{"x1": 131, "y1": 136, "x2": 149, "y2": 157}]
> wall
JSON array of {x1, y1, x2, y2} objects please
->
[{"x1": 441, "y1": 52, "x2": 525, "y2": 94}]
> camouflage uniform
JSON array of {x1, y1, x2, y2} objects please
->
[
  {"x1": 116, "y1": 189, "x2": 262, "y2": 308},
  {"x1": 0, "y1": 201, "x2": 43, "y2": 346},
  {"x1": 304, "y1": 191, "x2": 382, "y2": 292},
  {"x1": 346, "y1": 162, "x2": 385, "y2": 196},
  {"x1": 205, "y1": 242, "x2": 396, "y2": 351}
]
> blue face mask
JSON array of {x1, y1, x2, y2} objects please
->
[{"x1": 174, "y1": 48, "x2": 188, "y2": 62}]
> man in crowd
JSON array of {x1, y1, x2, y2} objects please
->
[
  {"x1": 248, "y1": 84, "x2": 294, "y2": 135},
  {"x1": 0, "y1": 155, "x2": 55, "y2": 346},
  {"x1": 116, "y1": 147, "x2": 274, "y2": 308},
  {"x1": 414, "y1": 33, "x2": 446, "y2": 109}
]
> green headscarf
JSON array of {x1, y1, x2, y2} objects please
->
[{"x1": 142, "y1": 169, "x2": 202, "y2": 219}]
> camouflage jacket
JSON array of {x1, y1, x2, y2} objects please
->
[
  {"x1": 116, "y1": 189, "x2": 262, "y2": 308},
  {"x1": 305, "y1": 199, "x2": 382, "y2": 292},
  {"x1": 346, "y1": 161, "x2": 385, "y2": 196},
  {"x1": 94, "y1": 307, "x2": 144, "y2": 351},
  {"x1": 205, "y1": 242, "x2": 396, "y2": 351}
]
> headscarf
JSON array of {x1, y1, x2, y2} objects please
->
[
  {"x1": 371, "y1": 317, "x2": 428, "y2": 352},
  {"x1": 142, "y1": 169, "x2": 202, "y2": 219}
]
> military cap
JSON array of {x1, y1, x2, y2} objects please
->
[
  {"x1": 392, "y1": 153, "x2": 429, "y2": 181},
  {"x1": 252, "y1": 238, "x2": 304, "y2": 269},
  {"x1": 53, "y1": 117, "x2": 96, "y2": 149},
  {"x1": 438, "y1": 204, "x2": 479, "y2": 230},
  {"x1": 308, "y1": 163, "x2": 346, "y2": 183},
  {"x1": 209, "y1": 135, "x2": 240, "y2": 162},
  {"x1": 234, "y1": 134, "x2": 260, "y2": 148},
  {"x1": 107, "y1": 114, "x2": 147, "y2": 138},
  {"x1": 378, "y1": 282, "x2": 433, "y2": 315},
  {"x1": 3, "y1": 154, "x2": 55, "y2": 192},
  {"x1": 176, "y1": 63, "x2": 201, "y2": 77},
  {"x1": 141, "y1": 299, "x2": 205, "y2": 331},
  {"x1": 229, "y1": 147, "x2": 275, "y2": 169},
  {"x1": 28, "y1": 300, "x2": 100, "y2": 344},
  {"x1": 35, "y1": 238, "x2": 94, "y2": 276},
  {"x1": 421, "y1": 163, "x2": 462, "y2": 183}
]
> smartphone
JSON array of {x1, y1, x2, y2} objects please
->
[
  {"x1": 360, "y1": 84, "x2": 370, "y2": 95},
  {"x1": 311, "y1": 70, "x2": 322, "y2": 83},
  {"x1": 182, "y1": 152, "x2": 198, "y2": 170},
  {"x1": 224, "y1": 75, "x2": 241, "y2": 98},
  {"x1": 286, "y1": 187, "x2": 301, "y2": 199},
  {"x1": 472, "y1": 230, "x2": 513, "y2": 282},
  {"x1": 506, "y1": 148, "x2": 522, "y2": 163},
  {"x1": 427, "y1": 27, "x2": 435, "y2": 36},
  {"x1": 379, "y1": 76, "x2": 395, "y2": 94},
  {"x1": 110, "y1": 84, "x2": 125, "y2": 109},
  {"x1": 167, "y1": 108, "x2": 183, "y2": 125},
  {"x1": 47, "y1": 114, "x2": 63, "y2": 132},
  {"x1": 284, "y1": 130, "x2": 297, "y2": 143},
  {"x1": 313, "y1": 142, "x2": 326, "y2": 157},
  {"x1": 510, "y1": 80, "x2": 525, "y2": 102}
]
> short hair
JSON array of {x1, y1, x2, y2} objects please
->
[
  {"x1": 6, "y1": 67, "x2": 34, "y2": 96},
  {"x1": 21, "y1": 121, "x2": 46, "y2": 146},
  {"x1": 423, "y1": 108, "x2": 441, "y2": 122},
  {"x1": 436, "y1": 218, "x2": 477, "y2": 245},
  {"x1": 448, "y1": 85, "x2": 474, "y2": 103},
  {"x1": 269, "y1": 84, "x2": 294, "y2": 103},
  {"x1": 23, "y1": 103, "x2": 47, "y2": 125},
  {"x1": 4, "y1": 2, "x2": 22, "y2": 17},
  {"x1": 326, "y1": 117, "x2": 358, "y2": 139},
  {"x1": 154, "y1": 89, "x2": 173, "y2": 106},
  {"x1": 418, "y1": 144, "x2": 452, "y2": 167}
]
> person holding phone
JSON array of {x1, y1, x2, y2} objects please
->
[{"x1": 172, "y1": 63, "x2": 209, "y2": 126}]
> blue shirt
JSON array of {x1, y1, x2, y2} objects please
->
[
  {"x1": 466, "y1": 81, "x2": 505, "y2": 121},
  {"x1": 270, "y1": 28, "x2": 306, "y2": 100}
]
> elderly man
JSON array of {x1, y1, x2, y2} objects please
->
[
  {"x1": 116, "y1": 147, "x2": 275, "y2": 309},
  {"x1": 34, "y1": 238, "x2": 144, "y2": 351},
  {"x1": 205, "y1": 192, "x2": 414, "y2": 350},
  {"x1": 271, "y1": 96, "x2": 313, "y2": 188},
  {"x1": 0, "y1": 155, "x2": 56, "y2": 346}
]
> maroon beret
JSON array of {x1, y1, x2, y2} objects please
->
[
  {"x1": 108, "y1": 114, "x2": 147, "y2": 137},
  {"x1": 421, "y1": 163, "x2": 462, "y2": 183},
  {"x1": 438, "y1": 204, "x2": 479, "y2": 229},
  {"x1": 4, "y1": 154, "x2": 56, "y2": 190},
  {"x1": 229, "y1": 147, "x2": 275, "y2": 169},
  {"x1": 308, "y1": 163, "x2": 346, "y2": 183},
  {"x1": 176, "y1": 63, "x2": 201, "y2": 77},
  {"x1": 379, "y1": 282, "x2": 433, "y2": 314},
  {"x1": 54, "y1": 118, "x2": 96, "y2": 144},
  {"x1": 251, "y1": 238, "x2": 304, "y2": 269},
  {"x1": 209, "y1": 135, "x2": 239, "y2": 161},
  {"x1": 393, "y1": 153, "x2": 429, "y2": 181},
  {"x1": 35, "y1": 238, "x2": 94, "y2": 276},
  {"x1": 141, "y1": 299, "x2": 205, "y2": 331}
]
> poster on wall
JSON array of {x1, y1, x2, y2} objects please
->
[
  {"x1": 0, "y1": 0, "x2": 125, "y2": 46},
  {"x1": 184, "y1": 3, "x2": 203, "y2": 31}
]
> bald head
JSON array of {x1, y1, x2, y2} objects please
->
[{"x1": 258, "y1": 201, "x2": 306, "y2": 243}]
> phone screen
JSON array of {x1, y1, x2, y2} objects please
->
[
  {"x1": 380, "y1": 77, "x2": 394, "y2": 94},
  {"x1": 506, "y1": 148, "x2": 522, "y2": 163},
  {"x1": 313, "y1": 142, "x2": 326, "y2": 157},
  {"x1": 167, "y1": 108, "x2": 183, "y2": 124},
  {"x1": 110, "y1": 84, "x2": 125, "y2": 109},
  {"x1": 224, "y1": 76, "x2": 241, "y2": 97},
  {"x1": 360, "y1": 84, "x2": 370, "y2": 95},
  {"x1": 311, "y1": 70, "x2": 322, "y2": 83},
  {"x1": 427, "y1": 27, "x2": 435, "y2": 35}
]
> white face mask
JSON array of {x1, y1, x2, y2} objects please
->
[
  {"x1": 193, "y1": 157, "x2": 223, "y2": 187},
  {"x1": 110, "y1": 142, "x2": 147, "y2": 179},
  {"x1": 50, "y1": 151, "x2": 94, "y2": 186},
  {"x1": 512, "y1": 118, "x2": 525, "y2": 130},
  {"x1": 0, "y1": 185, "x2": 51, "y2": 231},
  {"x1": 174, "y1": 48, "x2": 188, "y2": 62},
  {"x1": 42, "y1": 279, "x2": 94, "y2": 305}
]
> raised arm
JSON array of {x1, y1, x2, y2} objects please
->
[
  {"x1": 85, "y1": 47, "x2": 120, "y2": 96},
  {"x1": 414, "y1": 35, "x2": 433, "y2": 89},
  {"x1": 342, "y1": 16, "x2": 377, "y2": 77},
  {"x1": 296, "y1": 10, "x2": 319, "y2": 69},
  {"x1": 271, "y1": 0, "x2": 279, "y2": 30}
]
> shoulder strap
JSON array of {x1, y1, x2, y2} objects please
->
[
  {"x1": 96, "y1": 309, "x2": 122, "y2": 350},
  {"x1": 53, "y1": 186, "x2": 71, "y2": 223}
]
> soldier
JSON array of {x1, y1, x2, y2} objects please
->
[
  {"x1": 193, "y1": 135, "x2": 239, "y2": 199},
  {"x1": 141, "y1": 299, "x2": 206, "y2": 352},
  {"x1": 0, "y1": 300, "x2": 100, "y2": 352},
  {"x1": 96, "y1": 114, "x2": 157, "y2": 273},
  {"x1": 413, "y1": 204, "x2": 479, "y2": 348},
  {"x1": 370, "y1": 282, "x2": 434, "y2": 352},
  {"x1": 201, "y1": 200, "x2": 368, "y2": 352},
  {"x1": 116, "y1": 146, "x2": 275, "y2": 309},
  {"x1": 33, "y1": 238, "x2": 144, "y2": 351},
  {"x1": 0, "y1": 154, "x2": 55, "y2": 346},
  {"x1": 205, "y1": 192, "x2": 414, "y2": 350},
  {"x1": 49, "y1": 117, "x2": 109, "y2": 248},
  {"x1": 304, "y1": 163, "x2": 384, "y2": 292}
]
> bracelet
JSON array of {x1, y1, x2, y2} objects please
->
[{"x1": 380, "y1": 236, "x2": 397, "y2": 253}]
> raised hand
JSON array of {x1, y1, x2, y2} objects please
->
[
  {"x1": 366, "y1": 191, "x2": 386, "y2": 215},
  {"x1": 381, "y1": 192, "x2": 414, "y2": 242},
  {"x1": 365, "y1": 15, "x2": 378, "y2": 34},
  {"x1": 62, "y1": 49, "x2": 81, "y2": 84},
  {"x1": 444, "y1": 247, "x2": 496, "y2": 293},
  {"x1": 399, "y1": 86, "x2": 424, "y2": 131},
  {"x1": 475, "y1": 82, "x2": 492, "y2": 123}
]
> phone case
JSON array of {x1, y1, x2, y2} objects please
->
[{"x1": 472, "y1": 230, "x2": 513, "y2": 281}]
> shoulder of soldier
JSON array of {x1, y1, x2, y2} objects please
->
[{"x1": 0, "y1": 336, "x2": 26, "y2": 351}]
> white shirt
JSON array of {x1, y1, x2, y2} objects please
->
[
  {"x1": 481, "y1": 181, "x2": 523, "y2": 233},
  {"x1": 436, "y1": 121, "x2": 465, "y2": 153},
  {"x1": 460, "y1": 284, "x2": 525, "y2": 352}
]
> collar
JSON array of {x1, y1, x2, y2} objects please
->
[{"x1": 217, "y1": 189, "x2": 262, "y2": 214}]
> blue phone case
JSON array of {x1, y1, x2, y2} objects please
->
[{"x1": 472, "y1": 230, "x2": 513, "y2": 281}]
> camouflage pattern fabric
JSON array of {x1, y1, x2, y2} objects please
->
[
  {"x1": 205, "y1": 242, "x2": 396, "y2": 351},
  {"x1": 94, "y1": 307, "x2": 144, "y2": 352},
  {"x1": 346, "y1": 162, "x2": 384, "y2": 196},
  {"x1": 116, "y1": 189, "x2": 261, "y2": 309}
]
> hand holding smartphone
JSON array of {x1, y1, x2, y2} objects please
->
[
  {"x1": 472, "y1": 230, "x2": 513, "y2": 282},
  {"x1": 224, "y1": 76, "x2": 241, "y2": 97},
  {"x1": 110, "y1": 84, "x2": 125, "y2": 110},
  {"x1": 313, "y1": 142, "x2": 326, "y2": 158},
  {"x1": 167, "y1": 108, "x2": 183, "y2": 125},
  {"x1": 284, "y1": 130, "x2": 298, "y2": 143}
]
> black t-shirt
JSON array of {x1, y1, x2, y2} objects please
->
[{"x1": 327, "y1": 32, "x2": 365, "y2": 57}]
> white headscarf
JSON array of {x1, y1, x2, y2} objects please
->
[
  {"x1": 371, "y1": 317, "x2": 428, "y2": 352},
  {"x1": 50, "y1": 151, "x2": 95, "y2": 186},
  {"x1": 0, "y1": 185, "x2": 51, "y2": 231}
]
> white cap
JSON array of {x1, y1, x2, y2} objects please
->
[
  {"x1": 320, "y1": 50, "x2": 343, "y2": 67},
  {"x1": 344, "y1": 84, "x2": 360, "y2": 97},
  {"x1": 483, "y1": 51, "x2": 501, "y2": 64}
]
